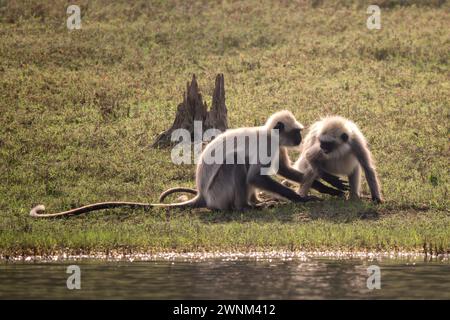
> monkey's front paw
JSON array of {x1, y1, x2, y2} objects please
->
[
  {"x1": 321, "y1": 173, "x2": 349, "y2": 191},
  {"x1": 330, "y1": 177, "x2": 350, "y2": 191},
  {"x1": 328, "y1": 188, "x2": 346, "y2": 197},
  {"x1": 339, "y1": 181, "x2": 350, "y2": 191},
  {"x1": 372, "y1": 196, "x2": 384, "y2": 204},
  {"x1": 337, "y1": 190, "x2": 347, "y2": 198}
]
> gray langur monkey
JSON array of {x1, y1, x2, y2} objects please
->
[
  {"x1": 293, "y1": 116, "x2": 383, "y2": 203},
  {"x1": 160, "y1": 110, "x2": 318, "y2": 210},
  {"x1": 30, "y1": 110, "x2": 343, "y2": 218},
  {"x1": 159, "y1": 111, "x2": 348, "y2": 204}
]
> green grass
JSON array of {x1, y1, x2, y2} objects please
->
[{"x1": 0, "y1": 0, "x2": 449, "y2": 256}]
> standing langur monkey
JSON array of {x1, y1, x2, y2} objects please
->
[
  {"x1": 294, "y1": 116, "x2": 383, "y2": 203},
  {"x1": 30, "y1": 111, "x2": 345, "y2": 218}
]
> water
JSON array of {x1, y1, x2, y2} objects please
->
[{"x1": 1, "y1": 257, "x2": 449, "y2": 299}]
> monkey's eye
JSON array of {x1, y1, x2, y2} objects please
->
[
  {"x1": 274, "y1": 122, "x2": 285, "y2": 131},
  {"x1": 341, "y1": 133, "x2": 348, "y2": 142}
]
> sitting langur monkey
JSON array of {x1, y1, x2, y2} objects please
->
[
  {"x1": 294, "y1": 116, "x2": 383, "y2": 203},
  {"x1": 30, "y1": 111, "x2": 345, "y2": 218}
]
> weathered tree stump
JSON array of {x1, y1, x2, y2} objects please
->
[{"x1": 152, "y1": 74, "x2": 228, "y2": 148}]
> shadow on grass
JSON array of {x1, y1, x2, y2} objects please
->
[
  {"x1": 196, "y1": 198, "x2": 380, "y2": 224},
  {"x1": 43, "y1": 196, "x2": 382, "y2": 225}
]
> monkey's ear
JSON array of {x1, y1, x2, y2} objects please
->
[
  {"x1": 341, "y1": 133, "x2": 349, "y2": 142},
  {"x1": 274, "y1": 122, "x2": 285, "y2": 131}
]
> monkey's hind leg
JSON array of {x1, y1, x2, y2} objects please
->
[{"x1": 232, "y1": 164, "x2": 252, "y2": 210}]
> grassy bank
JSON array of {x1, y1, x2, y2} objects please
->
[
  {"x1": 0, "y1": 0, "x2": 449, "y2": 256},
  {"x1": 2, "y1": 207, "x2": 449, "y2": 257}
]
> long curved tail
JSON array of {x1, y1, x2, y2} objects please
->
[
  {"x1": 159, "y1": 187, "x2": 197, "y2": 203},
  {"x1": 30, "y1": 196, "x2": 204, "y2": 218}
]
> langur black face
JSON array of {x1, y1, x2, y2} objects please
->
[
  {"x1": 275, "y1": 122, "x2": 303, "y2": 147},
  {"x1": 319, "y1": 139, "x2": 336, "y2": 153},
  {"x1": 290, "y1": 128, "x2": 302, "y2": 145},
  {"x1": 319, "y1": 132, "x2": 348, "y2": 154}
]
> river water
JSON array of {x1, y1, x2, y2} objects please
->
[{"x1": 0, "y1": 256, "x2": 449, "y2": 299}]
